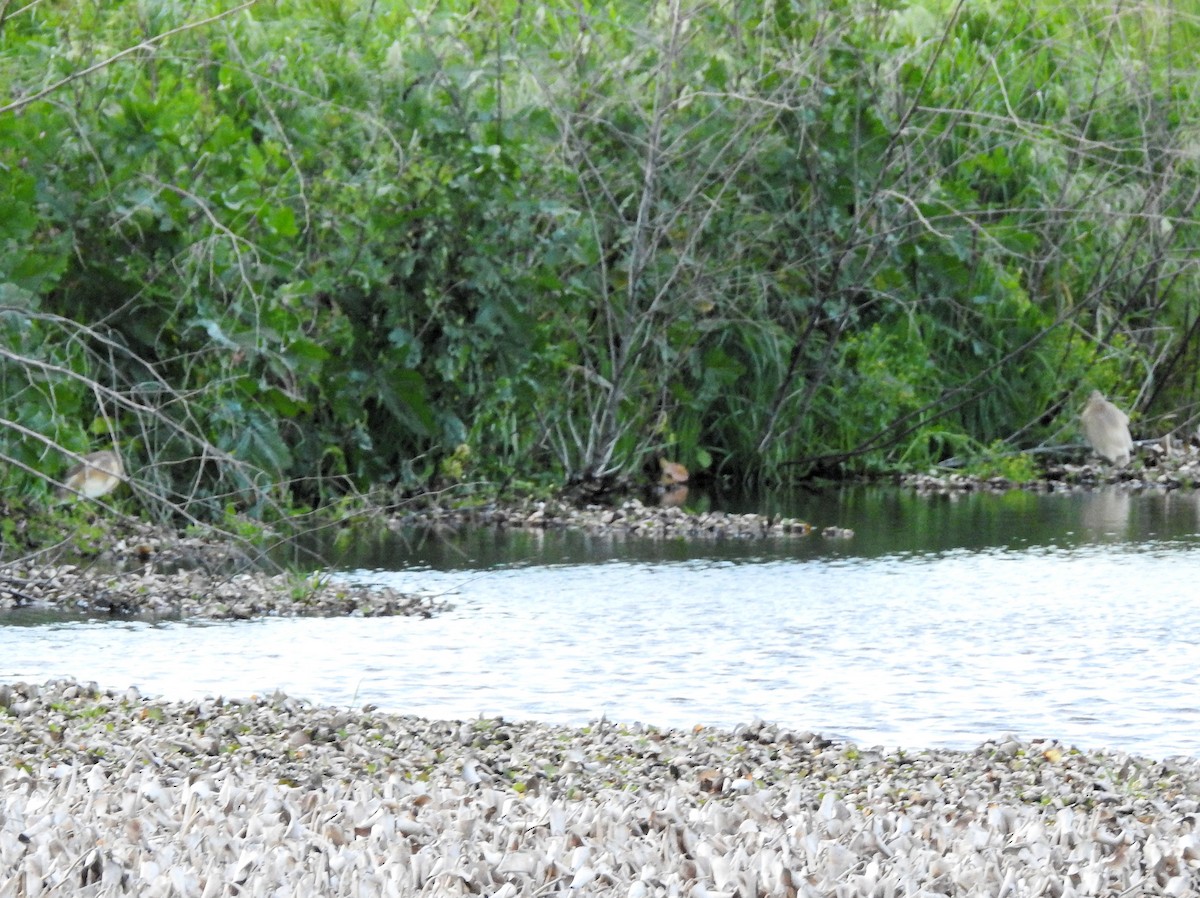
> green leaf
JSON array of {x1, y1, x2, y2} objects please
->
[
  {"x1": 264, "y1": 204, "x2": 299, "y2": 237},
  {"x1": 375, "y1": 368, "x2": 435, "y2": 436}
]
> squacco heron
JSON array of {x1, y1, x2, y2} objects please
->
[
  {"x1": 58, "y1": 450, "x2": 125, "y2": 500},
  {"x1": 1079, "y1": 391, "x2": 1133, "y2": 467},
  {"x1": 658, "y1": 457, "x2": 689, "y2": 485}
]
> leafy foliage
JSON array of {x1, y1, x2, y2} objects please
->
[{"x1": 3, "y1": 0, "x2": 1200, "y2": 520}]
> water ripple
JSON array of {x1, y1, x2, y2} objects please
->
[{"x1": 3, "y1": 540, "x2": 1199, "y2": 758}]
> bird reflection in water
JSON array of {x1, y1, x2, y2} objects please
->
[{"x1": 1079, "y1": 491, "x2": 1131, "y2": 537}]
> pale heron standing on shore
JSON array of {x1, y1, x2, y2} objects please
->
[{"x1": 1080, "y1": 391, "x2": 1133, "y2": 467}]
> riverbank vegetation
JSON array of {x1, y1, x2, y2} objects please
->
[{"x1": 3, "y1": 0, "x2": 1200, "y2": 531}]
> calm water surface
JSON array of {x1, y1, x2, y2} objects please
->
[{"x1": 3, "y1": 488, "x2": 1199, "y2": 758}]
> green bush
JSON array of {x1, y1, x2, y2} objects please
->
[{"x1": 3, "y1": 0, "x2": 1199, "y2": 516}]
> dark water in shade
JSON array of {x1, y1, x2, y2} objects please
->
[{"x1": 3, "y1": 487, "x2": 1200, "y2": 758}]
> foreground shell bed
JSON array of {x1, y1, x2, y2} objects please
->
[{"x1": 1, "y1": 680, "x2": 1198, "y2": 896}]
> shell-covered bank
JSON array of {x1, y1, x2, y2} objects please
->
[
  {"x1": 0, "y1": 561, "x2": 442, "y2": 621},
  {"x1": 2, "y1": 680, "x2": 1199, "y2": 897}
]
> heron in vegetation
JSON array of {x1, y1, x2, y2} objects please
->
[
  {"x1": 57, "y1": 450, "x2": 125, "y2": 500},
  {"x1": 656, "y1": 457, "x2": 689, "y2": 508},
  {"x1": 658, "y1": 457, "x2": 689, "y2": 485},
  {"x1": 1080, "y1": 391, "x2": 1133, "y2": 467}
]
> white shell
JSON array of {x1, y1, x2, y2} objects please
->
[{"x1": 3, "y1": 680, "x2": 1199, "y2": 898}]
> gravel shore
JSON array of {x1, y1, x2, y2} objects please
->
[
  {"x1": 0, "y1": 562, "x2": 443, "y2": 620},
  {"x1": 2, "y1": 679, "x2": 1198, "y2": 897},
  {"x1": 389, "y1": 497, "x2": 823, "y2": 540}
]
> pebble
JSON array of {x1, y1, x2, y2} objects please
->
[{"x1": 2, "y1": 680, "x2": 1199, "y2": 896}]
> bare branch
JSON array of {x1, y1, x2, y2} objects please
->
[{"x1": 1, "y1": 0, "x2": 261, "y2": 116}]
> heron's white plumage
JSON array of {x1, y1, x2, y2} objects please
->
[{"x1": 1080, "y1": 391, "x2": 1133, "y2": 466}]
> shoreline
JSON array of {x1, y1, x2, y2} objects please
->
[
  {"x1": 2, "y1": 679, "x2": 1198, "y2": 895},
  {"x1": 1, "y1": 497, "x2": 828, "y2": 620},
  {"x1": 1, "y1": 469, "x2": 1192, "y2": 621},
  {"x1": 0, "y1": 560, "x2": 445, "y2": 620}
]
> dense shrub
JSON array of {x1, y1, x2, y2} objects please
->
[{"x1": 2, "y1": 0, "x2": 1199, "y2": 518}]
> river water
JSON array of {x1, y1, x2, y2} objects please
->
[{"x1": 3, "y1": 487, "x2": 1199, "y2": 758}]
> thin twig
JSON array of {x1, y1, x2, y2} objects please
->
[{"x1": 0, "y1": 0, "x2": 261, "y2": 116}]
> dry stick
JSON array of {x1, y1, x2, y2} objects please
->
[
  {"x1": 587, "y1": 0, "x2": 684, "y2": 478},
  {"x1": 1, "y1": 307, "x2": 233, "y2": 465},
  {"x1": 0, "y1": 344, "x2": 247, "y2": 489},
  {"x1": 0, "y1": 575, "x2": 39, "y2": 605},
  {"x1": 0, "y1": 418, "x2": 124, "y2": 504},
  {"x1": 2, "y1": 317, "x2": 260, "y2": 486},
  {"x1": 0, "y1": 424, "x2": 229, "y2": 566},
  {"x1": 872, "y1": 16, "x2": 1123, "y2": 450},
  {"x1": 0, "y1": 0, "x2": 261, "y2": 116},
  {"x1": 551, "y1": 4, "x2": 791, "y2": 477},
  {"x1": 1129, "y1": 179, "x2": 1200, "y2": 412},
  {"x1": 0, "y1": 0, "x2": 21, "y2": 33},
  {"x1": 525, "y1": 11, "x2": 670, "y2": 477},
  {"x1": 1008, "y1": 209, "x2": 1175, "y2": 450},
  {"x1": 0, "y1": 444, "x2": 138, "y2": 573}
]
